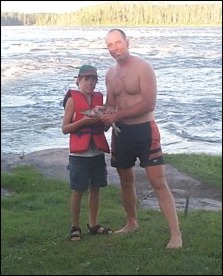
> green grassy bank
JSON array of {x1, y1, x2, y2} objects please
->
[{"x1": 1, "y1": 153, "x2": 222, "y2": 275}]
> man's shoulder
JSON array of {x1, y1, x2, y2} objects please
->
[
  {"x1": 107, "y1": 64, "x2": 116, "y2": 72},
  {"x1": 133, "y1": 55, "x2": 150, "y2": 65},
  {"x1": 135, "y1": 56, "x2": 154, "y2": 71},
  {"x1": 105, "y1": 65, "x2": 116, "y2": 78}
]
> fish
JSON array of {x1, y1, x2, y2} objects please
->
[{"x1": 81, "y1": 108, "x2": 121, "y2": 136}]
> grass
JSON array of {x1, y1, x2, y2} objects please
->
[
  {"x1": 1, "y1": 154, "x2": 222, "y2": 275},
  {"x1": 164, "y1": 153, "x2": 222, "y2": 189}
]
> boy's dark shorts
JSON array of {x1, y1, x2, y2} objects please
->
[{"x1": 69, "y1": 154, "x2": 108, "y2": 191}]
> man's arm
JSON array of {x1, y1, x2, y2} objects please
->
[{"x1": 104, "y1": 71, "x2": 117, "y2": 110}]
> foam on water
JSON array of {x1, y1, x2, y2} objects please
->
[{"x1": 1, "y1": 26, "x2": 222, "y2": 155}]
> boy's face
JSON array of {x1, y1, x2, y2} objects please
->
[{"x1": 78, "y1": 75, "x2": 98, "y2": 94}]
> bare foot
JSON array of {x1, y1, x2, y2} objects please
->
[
  {"x1": 114, "y1": 224, "x2": 139, "y2": 234},
  {"x1": 166, "y1": 236, "x2": 183, "y2": 249}
]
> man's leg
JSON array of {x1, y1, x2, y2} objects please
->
[
  {"x1": 145, "y1": 165, "x2": 183, "y2": 249},
  {"x1": 115, "y1": 167, "x2": 139, "y2": 233}
]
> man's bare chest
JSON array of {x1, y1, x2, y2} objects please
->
[{"x1": 111, "y1": 72, "x2": 139, "y2": 95}]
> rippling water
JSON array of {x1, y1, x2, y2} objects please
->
[{"x1": 1, "y1": 26, "x2": 222, "y2": 156}]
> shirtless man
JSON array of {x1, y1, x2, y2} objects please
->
[{"x1": 100, "y1": 29, "x2": 182, "y2": 249}]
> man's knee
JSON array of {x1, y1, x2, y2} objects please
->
[{"x1": 149, "y1": 175, "x2": 168, "y2": 191}]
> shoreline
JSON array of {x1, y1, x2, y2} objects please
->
[
  {"x1": 1, "y1": 148, "x2": 222, "y2": 211},
  {"x1": 1, "y1": 148, "x2": 120, "y2": 186}
]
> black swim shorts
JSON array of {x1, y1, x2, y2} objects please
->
[{"x1": 111, "y1": 121, "x2": 164, "y2": 168}]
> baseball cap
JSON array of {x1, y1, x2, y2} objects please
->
[{"x1": 77, "y1": 65, "x2": 98, "y2": 77}]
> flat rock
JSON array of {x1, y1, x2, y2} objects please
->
[{"x1": 1, "y1": 148, "x2": 222, "y2": 211}]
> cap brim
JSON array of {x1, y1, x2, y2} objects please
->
[
  {"x1": 80, "y1": 73, "x2": 98, "y2": 77},
  {"x1": 74, "y1": 73, "x2": 98, "y2": 78}
]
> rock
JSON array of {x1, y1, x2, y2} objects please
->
[{"x1": 1, "y1": 148, "x2": 222, "y2": 211}]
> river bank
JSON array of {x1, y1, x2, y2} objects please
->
[{"x1": 1, "y1": 148, "x2": 222, "y2": 211}]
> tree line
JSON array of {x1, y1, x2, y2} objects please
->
[{"x1": 1, "y1": 2, "x2": 222, "y2": 26}]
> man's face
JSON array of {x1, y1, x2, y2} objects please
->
[{"x1": 105, "y1": 31, "x2": 129, "y2": 62}]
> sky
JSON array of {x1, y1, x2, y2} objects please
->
[
  {"x1": 1, "y1": 1, "x2": 221, "y2": 14},
  {"x1": 1, "y1": 1, "x2": 111, "y2": 13}
]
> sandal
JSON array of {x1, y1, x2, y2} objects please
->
[
  {"x1": 69, "y1": 226, "x2": 81, "y2": 241},
  {"x1": 87, "y1": 224, "x2": 112, "y2": 235}
]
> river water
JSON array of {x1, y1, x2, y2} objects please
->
[{"x1": 1, "y1": 26, "x2": 222, "y2": 156}]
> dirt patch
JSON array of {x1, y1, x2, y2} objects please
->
[{"x1": 1, "y1": 148, "x2": 222, "y2": 211}]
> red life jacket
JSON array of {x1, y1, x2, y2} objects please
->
[{"x1": 69, "y1": 90, "x2": 110, "y2": 153}]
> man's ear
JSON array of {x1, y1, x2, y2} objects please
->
[{"x1": 126, "y1": 38, "x2": 130, "y2": 48}]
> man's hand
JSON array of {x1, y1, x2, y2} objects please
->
[
  {"x1": 100, "y1": 113, "x2": 117, "y2": 125},
  {"x1": 94, "y1": 105, "x2": 116, "y2": 114}
]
